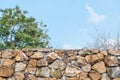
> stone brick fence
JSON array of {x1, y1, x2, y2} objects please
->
[{"x1": 0, "y1": 48, "x2": 120, "y2": 80}]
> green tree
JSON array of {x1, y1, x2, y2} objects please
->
[{"x1": 0, "y1": 6, "x2": 50, "y2": 49}]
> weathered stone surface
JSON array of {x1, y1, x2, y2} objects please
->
[
  {"x1": 65, "y1": 50, "x2": 77, "y2": 56},
  {"x1": 101, "y1": 50, "x2": 108, "y2": 56},
  {"x1": 48, "y1": 52, "x2": 58, "y2": 60},
  {"x1": 28, "y1": 74, "x2": 37, "y2": 80},
  {"x1": 2, "y1": 50, "x2": 12, "y2": 58},
  {"x1": 89, "y1": 70, "x2": 101, "y2": 80},
  {"x1": 25, "y1": 68, "x2": 36, "y2": 74},
  {"x1": 84, "y1": 78, "x2": 91, "y2": 80},
  {"x1": 55, "y1": 49, "x2": 65, "y2": 58},
  {"x1": 65, "y1": 66, "x2": 81, "y2": 77},
  {"x1": 0, "y1": 77, "x2": 6, "y2": 80},
  {"x1": 14, "y1": 72, "x2": 24, "y2": 80},
  {"x1": 0, "y1": 59, "x2": 14, "y2": 66},
  {"x1": 30, "y1": 52, "x2": 43, "y2": 59},
  {"x1": 50, "y1": 69, "x2": 62, "y2": 79},
  {"x1": 15, "y1": 51, "x2": 29, "y2": 61},
  {"x1": 92, "y1": 61, "x2": 106, "y2": 73},
  {"x1": 76, "y1": 56, "x2": 87, "y2": 65},
  {"x1": 101, "y1": 73, "x2": 110, "y2": 80},
  {"x1": 37, "y1": 58, "x2": 48, "y2": 67},
  {"x1": 79, "y1": 71, "x2": 88, "y2": 80},
  {"x1": 12, "y1": 49, "x2": 24, "y2": 57},
  {"x1": 107, "y1": 67, "x2": 120, "y2": 78},
  {"x1": 82, "y1": 48, "x2": 91, "y2": 54},
  {"x1": 67, "y1": 77, "x2": 79, "y2": 80},
  {"x1": 49, "y1": 60, "x2": 66, "y2": 70},
  {"x1": 82, "y1": 64, "x2": 91, "y2": 72},
  {"x1": 78, "y1": 49, "x2": 86, "y2": 55},
  {"x1": 92, "y1": 48, "x2": 99, "y2": 53},
  {"x1": 63, "y1": 58, "x2": 71, "y2": 65},
  {"x1": 28, "y1": 59, "x2": 37, "y2": 68},
  {"x1": 85, "y1": 53, "x2": 104, "y2": 63},
  {"x1": 113, "y1": 78, "x2": 120, "y2": 80},
  {"x1": 105, "y1": 56, "x2": 118, "y2": 66},
  {"x1": 7, "y1": 77, "x2": 15, "y2": 80},
  {"x1": 15, "y1": 62, "x2": 26, "y2": 71},
  {"x1": 69, "y1": 55, "x2": 76, "y2": 60},
  {"x1": 108, "y1": 50, "x2": 120, "y2": 56},
  {"x1": 0, "y1": 66, "x2": 14, "y2": 77},
  {"x1": 36, "y1": 67, "x2": 50, "y2": 77}
]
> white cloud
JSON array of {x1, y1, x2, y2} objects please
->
[
  {"x1": 85, "y1": 3, "x2": 106, "y2": 24},
  {"x1": 62, "y1": 44, "x2": 81, "y2": 49}
]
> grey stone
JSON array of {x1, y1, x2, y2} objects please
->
[
  {"x1": 101, "y1": 73, "x2": 110, "y2": 80},
  {"x1": 15, "y1": 62, "x2": 26, "y2": 71},
  {"x1": 36, "y1": 67, "x2": 50, "y2": 77},
  {"x1": 107, "y1": 67, "x2": 120, "y2": 78},
  {"x1": 65, "y1": 66, "x2": 82, "y2": 77},
  {"x1": 49, "y1": 60, "x2": 66, "y2": 70}
]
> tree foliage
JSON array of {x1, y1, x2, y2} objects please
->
[{"x1": 0, "y1": 6, "x2": 50, "y2": 49}]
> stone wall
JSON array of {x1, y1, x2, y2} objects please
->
[{"x1": 0, "y1": 48, "x2": 120, "y2": 80}]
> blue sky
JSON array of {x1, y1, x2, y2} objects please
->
[{"x1": 0, "y1": 0, "x2": 120, "y2": 49}]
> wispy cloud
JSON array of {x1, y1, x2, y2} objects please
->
[
  {"x1": 85, "y1": 3, "x2": 106, "y2": 24},
  {"x1": 62, "y1": 44, "x2": 81, "y2": 49}
]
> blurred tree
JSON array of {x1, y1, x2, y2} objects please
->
[{"x1": 0, "y1": 6, "x2": 50, "y2": 49}]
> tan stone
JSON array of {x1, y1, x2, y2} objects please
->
[
  {"x1": 0, "y1": 66, "x2": 14, "y2": 77},
  {"x1": 36, "y1": 67, "x2": 50, "y2": 77},
  {"x1": 79, "y1": 71, "x2": 88, "y2": 80},
  {"x1": 70, "y1": 55, "x2": 76, "y2": 60},
  {"x1": 37, "y1": 58, "x2": 48, "y2": 67},
  {"x1": 67, "y1": 77, "x2": 79, "y2": 80},
  {"x1": 113, "y1": 78, "x2": 120, "y2": 80},
  {"x1": 85, "y1": 53, "x2": 104, "y2": 63},
  {"x1": 48, "y1": 52, "x2": 58, "y2": 60},
  {"x1": 24, "y1": 51, "x2": 33, "y2": 57},
  {"x1": 15, "y1": 51, "x2": 29, "y2": 61},
  {"x1": 2, "y1": 50, "x2": 12, "y2": 58},
  {"x1": 65, "y1": 66, "x2": 81, "y2": 77},
  {"x1": 14, "y1": 72, "x2": 24, "y2": 80},
  {"x1": 30, "y1": 52, "x2": 43, "y2": 59},
  {"x1": 76, "y1": 56, "x2": 87, "y2": 65},
  {"x1": 63, "y1": 58, "x2": 71, "y2": 64},
  {"x1": 50, "y1": 69, "x2": 62, "y2": 79},
  {"x1": 28, "y1": 74, "x2": 37, "y2": 80},
  {"x1": 12, "y1": 49, "x2": 23, "y2": 57},
  {"x1": 25, "y1": 68, "x2": 36, "y2": 74},
  {"x1": 105, "y1": 56, "x2": 118, "y2": 66},
  {"x1": 84, "y1": 78, "x2": 91, "y2": 80},
  {"x1": 82, "y1": 64, "x2": 91, "y2": 72},
  {"x1": 28, "y1": 59, "x2": 37, "y2": 68},
  {"x1": 15, "y1": 62, "x2": 26, "y2": 71},
  {"x1": 92, "y1": 48, "x2": 99, "y2": 53},
  {"x1": 66, "y1": 50, "x2": 77, "y2": 56},
  {"x1": 108, "y1": 49, "x2": 120, "y2": 56},
  {"x1": 7, "y1": 77, "x2": 15, "y2": 80},
  {"x1": 0, "y1": 59, "x2": 14, "y2": 66},
  {"x1": 0, "y1": 77, "x2": 6, "y2": 80},
  {"x1": 49, "y1": 60, "x2": 66, "y2": 70},
  {"x1": 92, "y1": 61, "x2": 106, "y2": 73},
  {"x1": 54, "y1": 49, "x2": 65, "y2": 58},
  {"x1": 89, "y1": 70, "x2": 101, "y2": 80},
  {"x1": 46, "y1": 56, "x2": 54, "y2": 63},
  {"x1": 101, "y1": 73, "x2": 110, "y2": 80},
  {"x1": 101, "y1": 50, "x2": 108, "y2": 56}
]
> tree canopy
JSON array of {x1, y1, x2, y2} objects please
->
[{"x1": 0, "y1": 6, "x2": 50, "y2": 49}]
